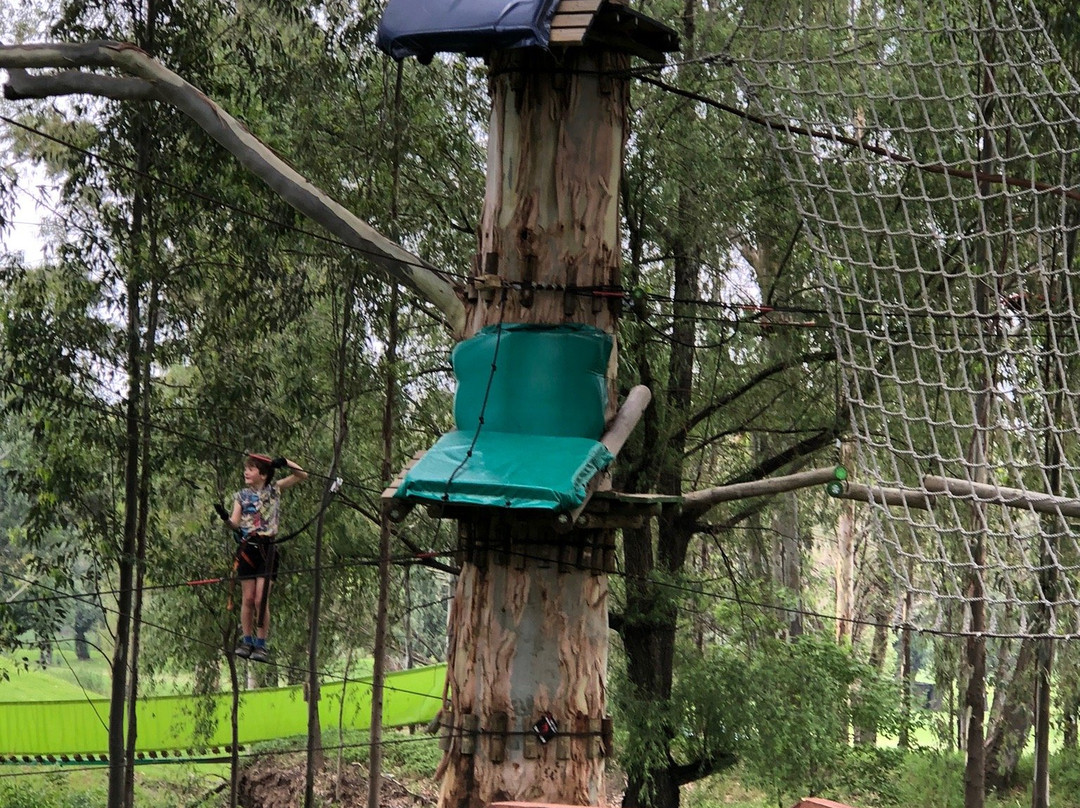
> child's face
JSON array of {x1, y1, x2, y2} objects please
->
[{"x1": 243, "y1": 462, "x2": 268, "y2": 487}]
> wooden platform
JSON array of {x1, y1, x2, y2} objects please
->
[{"x1": 549, "y1": 0, "x2": 679, "y2": 62}]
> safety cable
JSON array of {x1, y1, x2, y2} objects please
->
[
  {"x1": 440, "y1": 287, "x2": 507, "y2": 502},
  {"x1": 0, "y1": 113, "x2": 471, "y2": 285},
  {"x1": 0, "y1": 729, "x2": 449, "y2": 775}
]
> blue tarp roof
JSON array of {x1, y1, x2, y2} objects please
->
[{"x1": 377, "y1": 0, "x2": 560, "y2": 61}]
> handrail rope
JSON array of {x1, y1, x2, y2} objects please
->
[{"x1": 1, "y1": 544, "x2": 456, "y2": 608}]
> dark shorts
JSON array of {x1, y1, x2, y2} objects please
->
[{"x1": 235, "y1": 539, "x2": 280, "y2": 581}]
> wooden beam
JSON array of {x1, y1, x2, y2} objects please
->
[
  {"x1": 681, "y1": 466, "x2": 843, "y2": 518},
  {"x1": 552, "y1": 13, "x2": 596, "y2": 28},
  {"x1": 553, "y1": 0, "x2": 603, "y2": 12},
  {"x1": 550, "y1": 27, "x2": 589, "y2": 45},
  {"x1": 561, "y1": 385, "x2": 653, "y2": 529},
  {"x1": 830, "y1": 481, "x2": 935, "y2": 512},
  {"x1": 923, "y1": 474, "x2": 1080, "y2": 518},
  {"x1": 600, "y1": 384, "x2": 652, "y2": 456}
]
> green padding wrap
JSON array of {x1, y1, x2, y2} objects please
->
[
  {"x1": 0, "y1": 663, "x2": 444, "y2": 756},
  {"x1": 398, "y1": 325, "x2": 615, "y2": 511},
  {"x1": 395, "y1": 431, "x2": 614, "y2": 510},
  {"x1": 453, "y1": 324, "x2": 612, "y2": 438}
]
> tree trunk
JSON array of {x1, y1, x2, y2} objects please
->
[
  {"x1": 897, "y1": 588, "x2": 913, "y2": 748},
  {"x1": 107, "y1": 162, "x2": 143, "y2": 808},
  {"x1": 1061, "y1": 680, "x2": 1079, "y2": 750},
  {"x1": 437, "y1": 46, "x2": 627, "y2": 808},
  {"x1": 305, "y1": 282, "x2": 355, "y2": 806},
  {"x1": 73, "y1": 614, "x2": 92, "y2": 660},
  {"x1": 835, "y1": 443, "x2": 855, "y2": 644},
  {"x1": 369, "y1": 283, "x2": 400, "y2": 808},
  {"x1": 854, "y1": 594, "x2": 890, "y2": 747},
  {"x1": 773, "y1": 492, "x2": 803, "y2": 638},
  {"x1": 984, "y1": 636, "x2": 1036, "y2": 793},
  {"x1": 439, "y1": 528, "x2": 610, "y2": 808},
  {"x1": 619, "y1": 154, "x2": 700, "y2": 808}
]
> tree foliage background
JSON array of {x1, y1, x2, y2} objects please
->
[{"x1": 5, "y1": 0, "x2": 1075, "y2": 807}]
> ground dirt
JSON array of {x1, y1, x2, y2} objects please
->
[
  {"x1": 238, "y1": 757, "x2": 626, "y2": 808},
  {"x1": 239, "y1": 756, "x2": 439, "y2": 808}
]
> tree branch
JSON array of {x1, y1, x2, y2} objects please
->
[
  {"x1": 0, "y1": 41, "x2": 468, "y2": 336},
  {"x1": 680, "y1": 466, "x2": 838, "y2": 520},
  {"x1": 679, "y1": 423, "x2": 842, "y2": 522},
  {"x1": 5, "y1": 67, "x2": 154, "y2": 101},
  {"x1": 670, "y1": 752, "x2": 739, "y2": 787},
  {"x1": 684, "y1": 349, "x2": 835, "y2": 435}
]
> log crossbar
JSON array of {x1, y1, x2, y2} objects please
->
[{"x1": 923, "y1": 474, "x2": 1080, "y2": 519}]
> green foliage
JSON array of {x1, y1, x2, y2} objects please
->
[
  {"x1": 1049, "y1": 747, "x2": 1080, "y2": 795},
  {"x1": 738, "y1": 635, "x2": 901, "y2": 801},
  {"x1": 379, "y1": 731, "x2": 443, "y2": 777},
  {"x1": 0, "y1": 776, "x2": 107, "y2": 808},
  {"x1": 614, "y1": 631, "x2": 902, "y2": 805}
]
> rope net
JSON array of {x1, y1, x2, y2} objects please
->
[{"x1": 736, "y1": 0, "x2": 1080, "y2": 637}]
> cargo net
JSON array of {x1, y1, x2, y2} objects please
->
[{"x1": 736, "y1": 0, "x2": 1080, "y2": 637}]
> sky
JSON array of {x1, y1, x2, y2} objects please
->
[{"x1": 3, "y1": 157, "x2": 52, "y2": 265}]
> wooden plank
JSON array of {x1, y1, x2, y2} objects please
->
[
  {"x1": 549, "y1": 27, "x2": 589, "y2": 45},
  {"x1": 381, "y1": 450, "x2": 427, "y2": 500},
  {"x1": 551, "y1": 12, "x2": 596, "y2": 28},
  {"x1": 554, "y1": 0, "x2": 603, "y2": 13}
]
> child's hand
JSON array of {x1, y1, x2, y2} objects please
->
[{"x1": 213, "y1": 503, "x2": 230, "y2": 523}]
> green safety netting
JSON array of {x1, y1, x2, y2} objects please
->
[
  {"x1": 0, "y1": 663, "x2": 444, "y2": 757},
  {"x1": 395, "y1": 324, "x2": 615, "y2": 511}
]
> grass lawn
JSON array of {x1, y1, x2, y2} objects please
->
[{"x1": 0, "y1": 649, "x2": 111, "y2": 701}]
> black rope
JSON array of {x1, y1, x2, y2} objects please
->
[{"x1": 441, "y1": 288, "x2": 508, "y2": 502}]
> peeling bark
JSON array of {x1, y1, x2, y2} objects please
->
[{"x1": 439, "y1": 538, "x2": 610, "y2": 808}]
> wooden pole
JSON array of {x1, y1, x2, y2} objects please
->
[{"x1": 923, "y1": 475, "x2": 1080, "y2": 519}]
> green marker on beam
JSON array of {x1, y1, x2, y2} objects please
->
[{"x1": 826, "y1": 466, "x2": 848, "y2": 497}]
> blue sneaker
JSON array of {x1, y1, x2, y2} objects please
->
[{"x1": 234, "y1": 641, "x2": 254, "y2": 658}]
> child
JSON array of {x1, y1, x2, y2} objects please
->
[{"x1": 222, "y1": 452, "x2": 307, "y2": 662}]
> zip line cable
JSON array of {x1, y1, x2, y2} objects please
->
[
  {"x1": 0, "y1": 730, "x2": 453, "y2": 776},
  {"x1": 1, "y1": 568, "x2": 448, "y2": 705}
]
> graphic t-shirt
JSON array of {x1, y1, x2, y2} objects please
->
[{"x1": 234, "y1": 483, "x2": 281, "y2": 540}]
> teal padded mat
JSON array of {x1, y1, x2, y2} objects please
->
[
  {"x1": 396, "y1": 325, "x2": 614, "y2": 511},
  {"x1": 395, "y1": 431, "x2": 613, "y2": 510}
]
